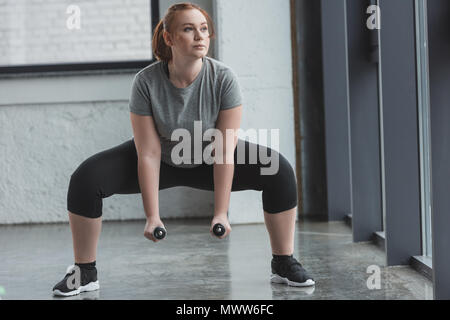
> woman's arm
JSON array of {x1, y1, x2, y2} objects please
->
[
  {"x1": 130, "y1": 112, "x2": 161, "y2": 220},
  {"x1": 213, "y1": 105, "x2": 243, "y2": 217}
]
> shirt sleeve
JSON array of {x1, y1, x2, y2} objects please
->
[
  {"x1": 129, "y1": 74, "x2": 153, "y2": 116},
  {"x1": 219, "y1": 68, "x2": 244, "y2": 110}
]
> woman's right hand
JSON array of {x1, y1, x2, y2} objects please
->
[{"x1": 144, "y1": 216, "x2": 165, "y2": 242}]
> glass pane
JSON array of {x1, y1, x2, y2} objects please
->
[
  {"x1": 0, "y1": 0, "x2": 152, "y2": 66},
  {"x1": 415, "y1": 0, "x2": 432, "y2": 257}
]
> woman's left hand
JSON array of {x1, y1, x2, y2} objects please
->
[{"x1": 210, "y1": 214, "x2": 232, "y2": 239}]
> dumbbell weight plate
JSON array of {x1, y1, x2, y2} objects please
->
[
  {"x1": 153, "y1": 226, "x2": 166, "y2": 240},
  {"x1": 213, "y1": 223, "x2": 225, "y2": 237}
]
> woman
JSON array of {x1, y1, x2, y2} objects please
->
[{"x1": 52, "y1": 2, "x2": 315, "y2": 297}]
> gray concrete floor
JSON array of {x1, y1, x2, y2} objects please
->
[{"x1": 0, "y1": 218, "x2": 433, "y2": 300}]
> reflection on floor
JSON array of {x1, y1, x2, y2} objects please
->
[{"x1": 0, "y1": 217, "x2": 433, "y2": 300}]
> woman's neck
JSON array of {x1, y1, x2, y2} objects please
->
[{"x1": 167, "y1": 57, "x2": 203, "y2": 88}]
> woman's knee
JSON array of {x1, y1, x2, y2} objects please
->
[
  {"x1": 274, "y1": 152, "x2": 297, "y2": 188},
  {"x1": 67, "y1": 159, "x2": 104, "y2": 219},
  {"x1": 66, "y1": 140, "x2": 136, "y2": 219},
  {"x1": 261, "y1": 151, "x2": 298, "y2": 213}
]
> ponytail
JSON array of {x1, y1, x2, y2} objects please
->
[{"x1": 152, "y1": 19, "x2": 173, "y2": 62}]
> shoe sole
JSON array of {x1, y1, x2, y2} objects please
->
[
  {"x1": 53, "y1": 280, "x2": 100, "y2": 297},
  {"x1": 270, "y1": 274, "x2": 315, "y2": 287}
]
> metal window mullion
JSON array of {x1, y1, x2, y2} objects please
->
[
  {"x1": 379, "y1": 0, "x2": 422, "y2": 266},
  {"x1": 427, "y1": 0, "x2": 450, "y2": 301}
]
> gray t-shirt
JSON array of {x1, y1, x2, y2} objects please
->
[{"x1": 129, "y1": 56, "x2": 244, "y2": 168}]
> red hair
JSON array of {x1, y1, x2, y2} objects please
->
[{"x1": 152, "y1": 2, "x2": 216, "y2": 62}]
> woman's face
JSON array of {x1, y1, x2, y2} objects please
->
[{"x1": 165, "y1": 9, "x2": 210, "y2": 60}]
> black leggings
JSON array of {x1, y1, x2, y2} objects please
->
[{"x1": 67, "y1": 138, "x2": 298, "y2": 219}]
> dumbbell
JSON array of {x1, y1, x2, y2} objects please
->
[
  {"x1": 153, "y1": 226, "x2": 167, "y2": 240},
  {"x1": 212, "y1": 223, "x2": 225, "y2": 237}
]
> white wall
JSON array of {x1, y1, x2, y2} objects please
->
[
  {"x1": 0, "y1": 0, "x2": 296, "y2": 225},
  {"x1": 215, "y1": 0, "x2": 297, "y2": 224}
]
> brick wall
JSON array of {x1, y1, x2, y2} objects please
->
[{"x1": 0, "y1": 0, "x2": 152, "y2": 65}]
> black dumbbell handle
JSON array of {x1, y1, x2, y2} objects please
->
[
  {"x1": 213, "y1": 223, "x2": 225, "y2": 237},
  {"x1": 153, "y1": 226, "x2": 166, "y2": 240}
]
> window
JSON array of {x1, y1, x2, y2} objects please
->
[{"x1": 0, "y1": 0, "x2": 159, "y2": 75}]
